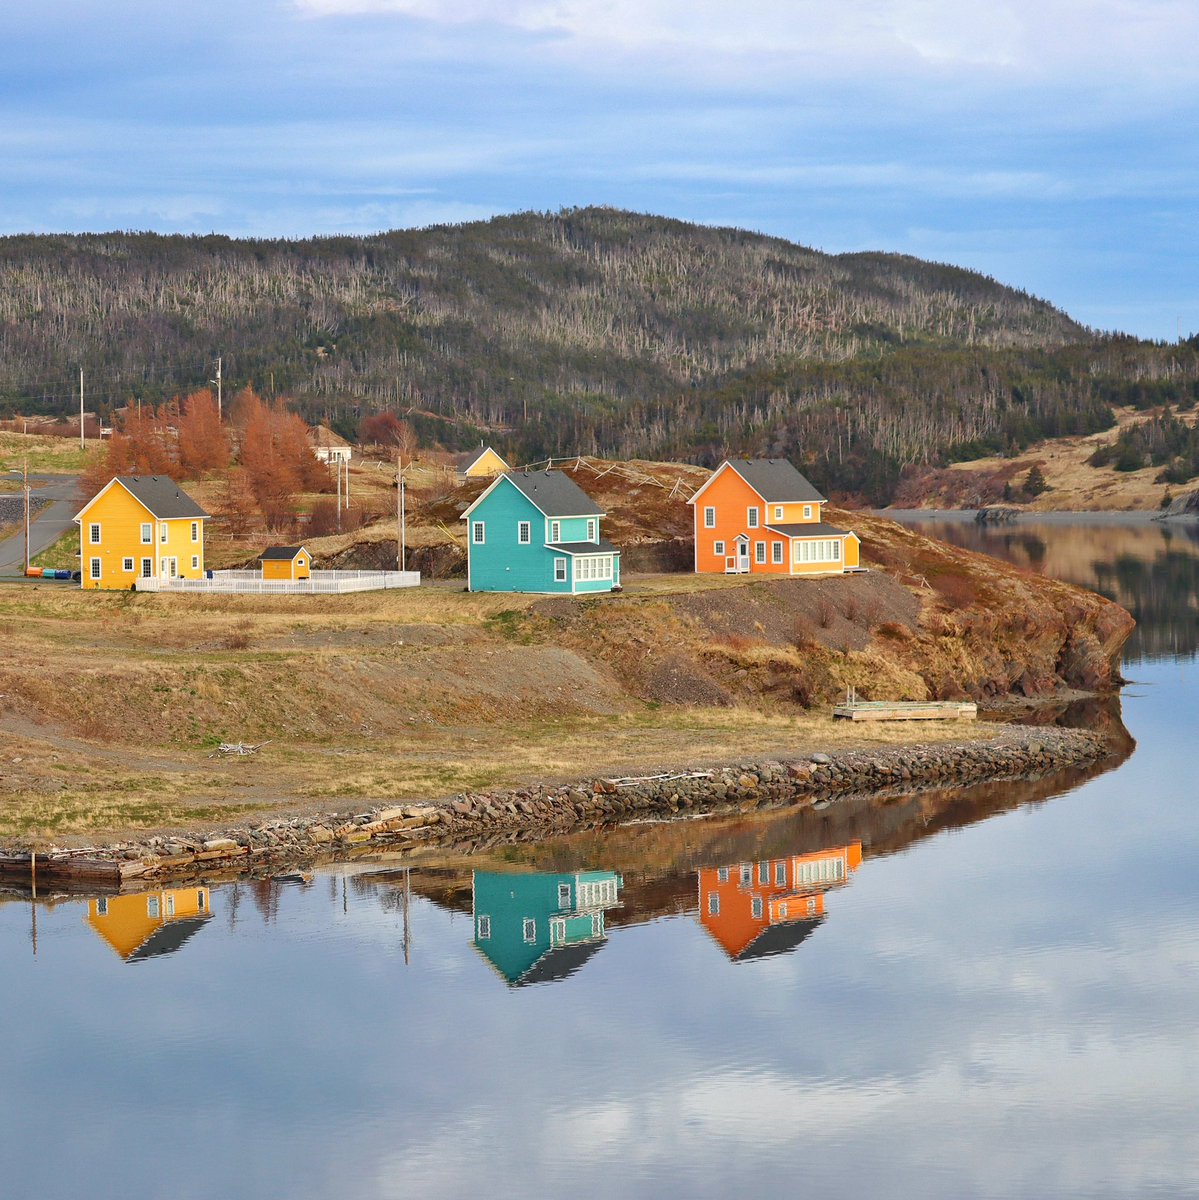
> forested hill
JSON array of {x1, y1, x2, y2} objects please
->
[{"x1": 3, "y1": 206, "x2": 1197, "y2": 503}]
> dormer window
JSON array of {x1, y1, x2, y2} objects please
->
[
  {"x1": 550, "y1": 520, "x2": 561, "y2": 542},
  {"x1": 586, "y1": 518, "x2": 597, "y2": 542},
  {"x1": 774, "y1": 506, "x2": 784, "y2": 521},
  {"x1": 803, "y1": 505, "x2": 813, "y2": 520}
]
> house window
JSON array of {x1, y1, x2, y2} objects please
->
[
  {"x1": 191, "y1": 556, "x2": 199, "y2": 570},
  {"x1": 803, "y1": 505, "x2": 812, "y2": 520},
  {"x1": 89, "y1": 523, "x2": 101, "y2": 544},
  {"x1": 833, "y1": 540, "x2": 841, "y2": 561},
  {"x1": 197, "y1": 891, "x2": 207, "y2": 912},
  {"x1": 122, "y1": 557, "x2": 134, "y2": 572},
  {"x1": 774, "y1": 506, "x2": 784, "y2": 521},
  {"x1": 751, "y1": 897, "x2": 764, "y2": 919},
  {"x1": 587, "y1": 518, "x2": 597, "y2": 542},
  {"x1": 89, "y1": 558, "x2": 101, "y2": 580},
  {"x1": 141, "y1": 559, "x2": 153, "y2": 578},
  {"x1": 775, "y1": 862, "x2": 787, "y2": 886},
  {"x1": 518, "y1": 521, "x2": 531, "y2": 544},
  {"x1": 707, "y1": 893, "x2": 720, "y2": 916},
  {"x1": 704, "y1": 506, "x2": 716, "y2": 528},
  {"x1": 755, "y1": 541, "x2": 766, "y2": 564},
  {"x1": 558, "y1": 883, "x2": 571, "y2": 908},
  {"x1": 147, "y1": 896, "x2": 160, "y2": 918},
  {"x1": 165, "y1": 894, "x2": 175, "y2": 917},
  {"x1": 747, "y1": 507, "x2": 759, "y2": 528},
  {"x1": 758, "y1": 862, "x2": 769, "y2": 884},
  {"x1": 740, "y1": 863, "x2": 752, "y2": 885},
  {"x1": 772, "y1": 542, "x2": 784, "y2": 564},
  {"x1": 191, "y1": 521, "x2": 199, "y2": 543},
  {"x1": 522, "y1": 918, "x2": 536, "y2": 943},
  {"x1": 96, "y1": 897, "x2": 108, "y2": 916},
  {"x1": 713, "y1": 540, "x2": 725, "y2": 556},
  {"x1": 778, "y1": 903, "x2": 788, "y2": 918},
  {"x1": 554, "y1": 558, "x2": 567, "y2": 582},
  {"x1": 140, "y1": 523, "x2": 152, "y2": 544},
  {"x1": 160, "y1": 524, "x2": 168, "y2": 543},
  {"x1": 717, "y1": 867, "x2": 729, "y2": 883},
  {"x1": 477, "y1": 915, "x2": 491, "y2": 940},
  {"x1": 548, "y1": 520, "x2": 560, "y2": 543},
  {"x1": 807, "y1": 898, "x2": 818, "y2": 916},
  {"x1": 472, "y1": 521, "x2": 485, "y2": 545}
]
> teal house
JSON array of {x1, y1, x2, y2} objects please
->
[
  {"x1": 472, "y1": 869, "x2": 623, "y2": 987},
  {"x1": 460, "y1": 470, "x2": 621, "y2": 594}
]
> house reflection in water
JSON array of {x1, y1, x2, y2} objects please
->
[
  {"x1": 86, "y1": 887, "x2": 214, "y2": 962},
  {"x1": 472, "y1": 870, "x2": 622, "y2": 987},
  {"x1": 698, "y1": 843, "x2": 862, "y2": 962}
]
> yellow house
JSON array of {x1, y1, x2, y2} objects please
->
[
  {"x1": 261, "y1": 545, "x2": 312, "y2": 581},
  {"x1": 74, "y1": 475, "x2": 209, "y2": 590},
  {"x1": 458, "y1": 446, "x2": 510, "y2": 479},
  {"x1": 86, "y1": 887, "x2": 213, "y2": 962}
]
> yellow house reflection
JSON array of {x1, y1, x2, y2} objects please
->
[{"x1": 86, "y1": 887, "x2": 214, "y2": 962}]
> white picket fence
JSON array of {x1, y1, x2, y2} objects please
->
[{"x1": 138, "y1": 569, "x2": 421, "y2": 595}]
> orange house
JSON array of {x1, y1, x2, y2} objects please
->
[
  {"x1": 688, "y1": 459, "x2": 860, "y2": 576},
  {"x1": 698, "y1": 842, "x2": 862, "y2": 961}
]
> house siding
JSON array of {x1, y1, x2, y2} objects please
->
[
  {"x1": 77, "y1": 484, "x2": 205, "y2": 590},
  {"x1": 468, "y1": 479, "x2": 572, "y2": 593}
]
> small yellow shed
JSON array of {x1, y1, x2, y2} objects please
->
[
  {"x1": 261, "y1": 545, "x2": 312, "y2": 581},
  {"x1": 457, "y1": 446, "x2": 510, "y2": 479}
]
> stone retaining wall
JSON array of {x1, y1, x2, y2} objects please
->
[{"x1": 0, "y1": 726, "x2": 1113, "y2": 889}]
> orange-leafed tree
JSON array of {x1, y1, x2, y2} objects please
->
[
  {"x1": 219, "y1": 467, "x2": 258, "y2": 538},
  {"x1": 178, "y1": 389, "x2": 231, "y2": 477},
  {"x1": 79, "y1": 405, "x2": 180, "y2": 500}
]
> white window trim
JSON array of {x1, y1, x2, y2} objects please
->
[
  {"x1": 160, "y1": 523, "x2": 168, "y2": 544},
  {"x1": 140, "y1": 523, "x2": 152, "y2": 544},
  {"x1": 122, "y1": 557, "x2": 134, "y2": 572},
  {"x1": 472, "y1": 520, "x2": 485, "y2": 545},
  {"x1": 89, "y1": 557, "x2": 101, "y2": 580},
  {"x1": 550, "y1": 520, "x2": 561, "y2": 543},
  {"x1": 141, "y1": 558, "x2": 153, "y2": 579},
  {"x1": 707, "y1": 893, "x2": 720, "y2": 915},
  {"x1": 522, "y1": 918, "x2": 536, "y2": 943},
  {"x1": 747, "y1": 506, "x2": 759, "y2": 528},
  {"x1": 772, "y1": 541, "x2": 783, "y2": 564},
  {"x1": 558, "y1": 883, "x2": 571, "y2": 908},
  {"x1": 755, "y1": 541, "x2": 766, "y2": 564},
  {"x1": 704, "y1": 506, "x2": 716, "y2": 529},
  {"x1": 191, "y1": 521, "x2": 199, "y2": 543},
  {"x1": 518, "y1": 521, "x2": 531, "y2": 544},
  {"x1": 477, "y1": 915, "x2": 491, "y2": 940},
  {"x1": 803, "y1": 504, "x2": 812, "y2": 520},
  {"x1": 774, "y1": 505, "x2": 784, "y2": 521},
  {"x1": 88, "y1": 523, "x2": 101, "y2": 545},
  {"x1": 713, "y1": 540, "x2": 725, "y2": 556},
  {"x1": 752, "y1": 896, "x2": 764, "y2": 919},
  {"x1": 554, "y1": 557, "x2": 567, "y2": 583},
  {"x1": 191, "y1": 555, "x2": 199, "y2": 570},
  {"x1": 586, "y1": 518, "x2": 597, "y2": 542}
]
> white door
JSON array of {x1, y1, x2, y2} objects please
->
[{"x1": 737, "y1": 541, "x2": 750, "y2": 573}]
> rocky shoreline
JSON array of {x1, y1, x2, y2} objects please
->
[{"x1": 0, "y1": 724, "x2": 1119, "y2": 890}]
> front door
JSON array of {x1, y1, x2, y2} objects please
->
[
  {"x1": 160, "y1": 557, "x2": 177, "y2": 579},
  {"x1": 736, "y1": 538, "x2": 750, "y2": 573}
]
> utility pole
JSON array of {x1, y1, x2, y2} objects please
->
[
  {"x1": 211, "y1": 356, "x2": 223, "y2": 420},
  {"x1": 336, "y1": 457, "x2": 342, "y2": 531},
  {"x1": 396, "y1": 453, "x2": 407, "y2": 571},
  {"x1": 79, "y1": 367, "x2": 85, "y2": 451},
  {"x1": 23, "y1": 457, "x2": 30, "y2": 575}
]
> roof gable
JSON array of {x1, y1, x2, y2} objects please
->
[
  {"x1": 462, "y1": 470, "x2": 604, "y2": 520},
  {"x1": 690, "y1": 459, "x2": 826, "y2": 506},
  {"x1": 75, "y1": 475, "x2": 209, "y2": 522},
  {"x1": 261, "y1": 545, "x2": 308, "y2": 561}
]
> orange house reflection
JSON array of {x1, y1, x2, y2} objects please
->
[
  {"x1": 698, "y1": 843, "x2": 862, "y2": 961},
  {"x1": 86, "y1": 887, "x2": 214, "y2": 962}
]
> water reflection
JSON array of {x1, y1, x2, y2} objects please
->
[
  {"x1": 889, "y1": 513, "x2": 1199, "y2": 662},
  {"x1": 698, "y1": 844, "x2": 861, "y2": 962},
  {"x1": 471, "y1": 870, "x2": 623, "y2": 986},
  {"x1": 86, "y1": 887, "x2": 213, "y2": 963}
]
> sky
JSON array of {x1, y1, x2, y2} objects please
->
[{"x1": 2, "y1": 0, "x2": 1197, "y2": 339}]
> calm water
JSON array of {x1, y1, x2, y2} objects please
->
[{"x1": 3, "y1": 518, "x2": 1198, "y2": 1200}]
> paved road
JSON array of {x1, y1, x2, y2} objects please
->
[{"x1": 0, "y1": 474, "x2": 80, "y2": 576}]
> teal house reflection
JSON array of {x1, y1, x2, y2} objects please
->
[{"x1": 472, "y1": 870, "x2": 622, "y2": 987}]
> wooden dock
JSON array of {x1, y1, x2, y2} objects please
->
[{"x1": 833, "y1": 699, "x2": 977, "y2": 722}]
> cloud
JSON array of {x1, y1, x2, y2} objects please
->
[{"x1": 292, "y1": 0, "x2": 1199, "y2": 90}]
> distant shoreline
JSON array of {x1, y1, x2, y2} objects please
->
[{"x1": 880, "y1": 508, "x2": 1198, "y2": 526}]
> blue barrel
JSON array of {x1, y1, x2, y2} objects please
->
[{"x1": 55, "y1": 569, "x2": 72, "y2": 580}]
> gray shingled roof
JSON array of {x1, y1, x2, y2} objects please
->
[
  {"x1": 766, "y1": 523, "x2": 852, "y2": 538},
  {"x1": 261, "y1": 545, "x2": 308, "y2": 561},
  {"x1": 503, "y1": 470, "x2": 604, "y2": 517},
  {"x1": 546, "y1": 540, "x2": 620, "y2": 555},
  {"x1": 118, "y1": 476, "x2": 209, "y2": 519},
  {"x1": 727, "y1": 459, "x2": 826, "y2": 504}
]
